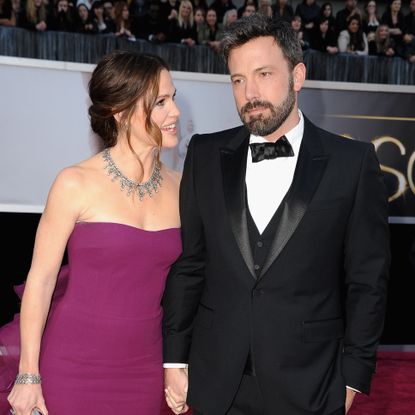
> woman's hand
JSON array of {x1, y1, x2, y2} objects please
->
[{"x1": 8, "y1": 383, "x2": 48, "y2": 415}]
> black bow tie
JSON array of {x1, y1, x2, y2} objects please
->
[{"x1": 249, "y1": 136, "x2": 294, "y2": 163}]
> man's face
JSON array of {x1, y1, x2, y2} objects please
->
[
  {"x1": 228, "y1": 36, "x2": 301, "y2": 138},
  {"x1": 58, "y1": 0, "x2": 68, "y2": 12},
  {"x1": 346, "y1": 0, "x2": 357, "y2": 10}
]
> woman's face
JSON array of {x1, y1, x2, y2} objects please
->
[
  {"x1": 391, "y1": 0, "x2": 401, "y2": 12},
  {"x1": 94, "y1": 5, "x2": 103, "y2": 17},
  {"x1": 122, "y1": 5, "x2": 129, "y2": 19},
  {"x1": 366, "y1": 1, "x2": 376, "y2": 13},
  {"x1": 129, "y1": 70, "x2": 180, "y2": 150},
  {"x1": 180, "y1": 2, "x2": 192, "y2": 19},
  {"x1": 194, "y1": 9, "x2": 204, "y2": 24},
  {"x1": 378, "y1": 25, "x2": 389, "y2": 39},
  {"x1": 291, "y1": 17, "x2": 301, "y2": 31},
  {"x1": 206, "y1": 10, "x2": 216, "y2": 26},
  {"x1": 226, "y1": 9, "x2": 237, "y2": 24},
  {"x1": 323, "y1": 4, "x2": 331, "y2": 16},
  {"x1": 34, "y1": 0, "x2": 42, "y2": 8},
  {"x1": 348, "y1": 18, "x2": 359, "y2": 33},
  {"x1": 78, "y1": 4, "x2": 89, "y2": 19},
  {"x1": 320, "y1": 20, "x2": 329, "y2": 33}
]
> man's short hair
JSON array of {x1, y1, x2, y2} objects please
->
[{"x1": 221, "y1": 15, "x2": 303, "y2": 70}]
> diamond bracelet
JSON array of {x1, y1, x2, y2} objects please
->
[{"x1": 14, "y1": 373, "x2": 42, "y2": 385}]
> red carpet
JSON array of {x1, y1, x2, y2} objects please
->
[
  {"x1": 161, "y1": 352, "x2": 415, "y2": 415},
  {"x1": 2, "y1": 352, "x2": 414, "y2": 414}
]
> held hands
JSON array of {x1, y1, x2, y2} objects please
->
[
  {"x1": 345, "y1": 388, "x2": 356, "y2": 414},
  {"x1": 164, "y1": 368, "x2": 189, "y2": 414},
  {"x1": 8, "y1": 384, "x2": 48, "y2": 415}
]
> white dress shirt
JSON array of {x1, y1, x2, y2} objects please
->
[{"x1": 246, "y1": 111, "x2": 304, "y2": 233}]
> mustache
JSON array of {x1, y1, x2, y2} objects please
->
[{"x1": 241, "y1": 100, "x2": 274, "y2": 116}]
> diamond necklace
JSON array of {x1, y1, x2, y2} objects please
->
[{"x1": 103, "y1": 148, "x2": 163, "y2": 201}]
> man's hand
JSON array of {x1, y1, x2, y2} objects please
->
[
  {"x1": 164, "y1": 368, "x2": 189, "y2": 414},
  {"x1": 345, "y1": 388, "x2": 357, "y2": 413}
]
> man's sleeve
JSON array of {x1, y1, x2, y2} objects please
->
[
  {"x1": 162, "y1": 136, "x2": 206, "y2": 364},
  {"x1": 342, "y1": 143, "x2": 390, "y2": 394}
]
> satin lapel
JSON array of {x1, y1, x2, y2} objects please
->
[
  {"x1": 220, "y1": 127, "x2": 256, "y2": 279},
  {"x1": 259, "y1": 119, "x2": 329, "y2": 279}
]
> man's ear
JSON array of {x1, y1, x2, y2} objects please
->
[{"x1": 292, "y1": 62, "x2": 306, "y2": 92}]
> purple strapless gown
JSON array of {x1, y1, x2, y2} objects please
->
[{"x1": 0, "y1": 222, "x2": 181, "y2": 414}]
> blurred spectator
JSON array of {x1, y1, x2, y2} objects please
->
[
  {"x1": 198, "y1": 7, "x2": 222, "y2": 51},
  {"x1": 320, "y1": 2, "x2": 335, "y2": 30},
  {"x1": 311, "y1": 16, "x2": 338, "y2": 53},
  {"x1": 242, "y1": 3, "x2": 256, "y2": 16},
  {"x1": 368, "y1": 23, "x2": 396, "y2": 55},
  {"x1": 0, "y1": 0, "x2": 16, "y2": 26},
  {"x1": 222, "y1": 7, "x2": 237, "y2": 26},
  {"x1": 363, "y1": 0, "x2": 379, "y2": 34},
  {"x1": 168, "y1": 0, "x2": 197, "y2": 45},
  {"x1": 381, "y1": 0, "x2": 404, "y2": 55},
  {"x1": 76, "y1": 0, "x2": 94, "y2": 10},
  {"x1": 91, "y1": 0, "x2": 115, "y2": 33},
  {"x1": 160, "y1": 0, "x2": 179, "y2": 23},
  {"x1": 19, "y1": 0, "x2": 48, "y2": 30},
  {"x1": 403, "y1": 0, "x2": 415, "y2": 61},
  {"x1": 75, "y1": 3, "x2": 97, "y2": 33},
  {"x1": 210, "y1": 0, "x2": 236, "y2": 22},
  {"x1": 238, "y1": 0, "x2": 257, "y2": 18},
  {"x1": 257, "y1": 0, "x2": 272, "y2": 17},
  {"x1": 114, "y1": 0, "x2": 136, "y2": 40},
  {"x1": 11, "y1": 0, "x2": 22, "y2": 23},
  {"x1": 49, "y1": 0, "x2": 74, "y2": 31},
  {"x1": 336, "y1": 0, "x2": 363, "y2": 33},
  {"x1": 136, "y1": 0, "x2": 167, "y2": 41},
  {"x1": 129, "y1": 0, "x2": 147, "y2": 19},
  {"x1": 272, "y1": 0, "x2": 294, "y2": 22},
  {"x1": 291, "y1": 14, "x2": 310, "y2": 49},
  {"x1": 193, "y1": 0, "x2": 208, "y2": 13},
  {"x1": 103, "y1": 0, "x2": 115, "y2": 20},
  {"x1": 338, "y1": 15, "x2": 368, "y2": 54},
  {"x1": 194, "y1": 6, "x2": 205, "y2": 33},
  {"x1": 295, "y1": 0, "x2": 320, "y2": 38}
]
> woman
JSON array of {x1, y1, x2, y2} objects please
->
[
  {"x1": 168, "y1": 0, "x2": 197, "y2": 45},
  {"x1": 338, "y1": 15, "x2": 368, "y2": 54},
  {"x1": 363, "y1": 0, "x2": 379, "y2": 34},
  {"x1": 5, "y1": 50, "x2": 182, "y2": 415},
  {"x1": 257, "y1": 0, "x2": 272, "y2": 18},
  {"x1": 238, "y1": 0, "x2": 257, "y2": 18},
  {"x1": 75, "y1": 3, "x2": 97, "y2": 33},
  {"x1": 194, "y1": 5, "x2": 205, "y2": 34},
  {"x1": 381, "y1": 0, "x2": 405, "y2": 54},
  {"x1": 114, "y1": 0, "x2": 135, "y2": 40},
  {"x1": 222, "y1": 7, "x2": 237, "y2": 26},
  {"x1": 91, "y1": 0, "x2": 115, "y2": 33},
  {"x1": 310, "y1": 16, "x2": 338, "y2": 53},
  {"x1": 0, "y1": 0, "x2": 16, "y2": 26},
  {"x1": 320, "y1": 2, "x2": 335, "y2": 31},
  {"x1": 198, "y1": 7, "x2": 223, "y2": 51},
  {"x1": 272, "y1": 0, "x2": 294, "y2": 22},
  {"x1": 18, "y1": 0, "x2": 47, "y2": 31},
  {"x1": 291, "y1": 14, "x2": 310, "y2": 49},
  {"x1": 368, "y1": 23, "x2": 396, "y2": 55}
]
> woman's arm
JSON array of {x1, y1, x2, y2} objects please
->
[{"x1": 8, "y1": 166, "x2": 85, "y2": 414}]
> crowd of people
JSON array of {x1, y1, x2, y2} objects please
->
[{"x1": 0, "y1": 0, "x2": 414, "y2": 60}]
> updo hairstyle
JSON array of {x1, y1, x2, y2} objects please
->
[{"x1": 88, "y1": 50, "x2": 170, "y2": 161}]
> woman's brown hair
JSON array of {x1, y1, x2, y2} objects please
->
[{"x1": 88, "y1": 50, "x2": 170, "y2": 174}]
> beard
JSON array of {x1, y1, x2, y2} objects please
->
[{"x1": 239, "y1": 76, "x2": 296, "y2": 137}]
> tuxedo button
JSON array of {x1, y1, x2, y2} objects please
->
[
  {"x1": 252, "y1": 289, "x2": 264, "y2": 297},
  {"x1": 256, "y1": 241, "x2": 263, "y2": 248},
  {"x1": 254, "y1": 264, "x2": 260, "y2": 271}
]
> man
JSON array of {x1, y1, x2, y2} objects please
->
[
  {"x1": 335, "y1": 0, "x2": 362, "y2": 33},
  {"x1": 163, "y1": 15, "x2": 389, "y2": 415}
]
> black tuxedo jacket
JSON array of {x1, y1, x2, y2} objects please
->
[{"x1": 162, "y1": 117, "x2": 390, "y2": 415}]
